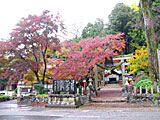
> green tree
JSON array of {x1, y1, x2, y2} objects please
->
[
  {"x1": 108, "y1": 3, "x2": 146, "y2": 54},
  {"x1": 81, "y1": 18, "x2": 106, "y2": 39}
]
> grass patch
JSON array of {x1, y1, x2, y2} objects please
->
[
  {"x1": 0, "y1": 95, "x2": 10, "y2": 98},
  {"x1": 36, "y1": 94, "x2": 48, "y2": 97}
]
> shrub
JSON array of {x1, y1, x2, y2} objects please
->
[
  {"x1": 136, "y1": 79, "x2": 152, "y2": 89},
  {"x1": 0, "y1": 95, "x2": 10, "y2": 101},
  {"x1": 44, "y1": 88, "x2": 50, "y2": 94},
  {"x1": 14, "y1": 88, "x2": 17, "y2": 94},
  {"x1": 152, "y1": 94, "x2": 156, "y2": 104},
  {"x1": 34, "y1": 84, "x2": 44, "y2": 94},
  {"x1": 0, "y1": 95, "x2": 10, "y2": 98},
  {"x1": 148, "y1": 85, "x2": 156, "y2": 93},
  {"x1": 135, "y1": 73, "x2": 150, "y2": 84}
]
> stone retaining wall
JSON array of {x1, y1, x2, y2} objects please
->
[
  {"x1": 18, "y1": 96, "x2": 48, "y2": 104},
  {"x1": 127, "y1": 94, "x2": 153, "y2": 103},
  {"x1": 18, "y1": 94, "x2": 89, "y2": 107},
  {"x1": 46, "y1": 94, "x2": 89, "y2": 108}
]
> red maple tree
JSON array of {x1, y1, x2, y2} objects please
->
[
  {"x1": 52, "y1": 33, "x2": 125, "y2": 80},
  {"x1": 0, "y1": 10, "x2": 65, "y2": 84}
]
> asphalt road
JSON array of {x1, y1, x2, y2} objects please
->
[{"x1": 0, "y1": 100, "x2": 160, "y2": 120}]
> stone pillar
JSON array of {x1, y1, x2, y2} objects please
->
[
  {"x1": 157, "y1": 86, "x2": 159, "y2": 93},
  {"x1": 134, "y1": 86, "x2": 137, "y2": 95},
  {"x1": 145, "y1": 86, "x2": 148, "y2": 94},
  {"x1": 77, "y1": 88, "x2": 79, "y2": 95},
  {"x1": 86, "y1": 86, "x2": 91, "y2": 101},
  {"x1": 81, "y1": 87, "x2": 84, "y2": 96},
  {"x1": 151, "y1": 85, "x2": 153, "y2": 95},
  {"x1": 140, "y1": 86, "x2": 142, "y2": 95}
]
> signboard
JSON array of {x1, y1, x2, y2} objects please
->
[{"x1": 53, "y1": 80, "x2": 76, "y2": 94}]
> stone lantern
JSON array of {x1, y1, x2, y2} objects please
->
[
  {"x1": 17, "y1": 80, "x2": 24, "y2": 103},
  {"x1": 88, "y1": 78, "x2": 93, "y2": 87},
  {"x1": 17, "y1": 81, "x2": 23, "y2": 97},
  {"x1": 87, "y1": 77, "x2": 93, "y2": 101},
  {"x1": 122, "y1": 74, "x2": 130, "y2": 96}
]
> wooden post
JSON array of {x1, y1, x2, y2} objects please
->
[
  {"x1": 134, "y1": 86, "x2": 136, "y2": 95},
  {"x1": 140, "y1": 86, "x2": 142, "y2": 95},
  {"x1": 94, "y1": 65, "x2": 98, "y2": 96},
  {"x1": 151, "y1": 85, "x2": 153, "y2": 95},
  {"x1": 145, "y1": 86, "x2": 148, "y2": 94}
]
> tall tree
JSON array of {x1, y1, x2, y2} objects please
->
[
  {"x1": 81, "y1": 18, "x2": 106, "y2": 39},
  {"x1": 0, "y1": 10, "x2": 65, "y2": 84},
  {"x1": 140, "y1": 0, "x2": 160, "y2": 82},
  {"x1": 108, "y1": 3, "x2": 146, "y2": 54}
]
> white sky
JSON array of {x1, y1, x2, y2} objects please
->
[{"x1": 0, "y1": 0, "x2": 139, "y2": 41}]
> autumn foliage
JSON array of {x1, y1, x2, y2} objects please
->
[
  {"x1": 52, "y1": 33, "x2": 125, "y2": 80},
  {"x1": 0, "y1": 10, "x2": 64, "y2": 84},
  {"x1": 0, "y1": 10, "x2": 125, "y2": 84},
  {"x1": 127, "y1": 47, "x2": 148, "y2": 75}
]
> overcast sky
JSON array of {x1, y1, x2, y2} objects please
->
[{"x1": 0, "y1": 0, "x2": 139, "y2": 41}]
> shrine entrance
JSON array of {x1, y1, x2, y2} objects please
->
[
  {"x1": 109, "y1": 78, "x2": 117, "y2": 84},
  {"x1": 91, "y1": 55, "x2": 133, "y2": 102}
]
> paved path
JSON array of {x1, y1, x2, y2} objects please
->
[
  {"x1": 91, "y1": 84, "x2": 126, "y2": 102},
  {"x1": 0, "y1": 100, "x2": 159, "y2": 120}
]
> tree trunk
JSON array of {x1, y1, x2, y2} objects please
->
[
  {"x1": 33, "y1": 70, "x2": 40, "y2": 83},
  {"x1": 41, "y1": 44, "x2": 48, "y2": 85},
  {"x1": 140, "y1": 0, "x2": 159, "y2": 82},
  {"x1": 42, "y1": 53, "x2": 47, "y2": 85}
]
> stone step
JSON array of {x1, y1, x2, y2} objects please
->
[
  {"x1": 91, "y1": 99, "x2": 126, "y2": 103},
  {"x1": 105, "y1": 84, "x2": 121, "y2": 87}
]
